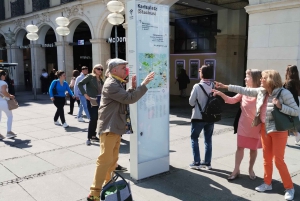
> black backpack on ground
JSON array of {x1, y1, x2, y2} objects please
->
[{"x1": 196, "y1": 84, "x2": 222, "y2": 122}]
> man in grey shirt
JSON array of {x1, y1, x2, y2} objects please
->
[{"x1": 74, "y1": 66, "x2": 90, "y2": 122}]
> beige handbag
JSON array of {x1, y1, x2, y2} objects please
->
[{"x1": 0, "y1": 93, "x2": 19, "y2": 110}]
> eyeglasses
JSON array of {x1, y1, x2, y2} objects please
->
[{"x1": 95, "y1": 68, "x2": 103, "y2": 71}]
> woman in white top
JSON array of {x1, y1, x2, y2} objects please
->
[{"x1": 0, "y1": 70, "x2": 16, "y2": 139}]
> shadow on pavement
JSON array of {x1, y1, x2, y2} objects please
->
[
  {"x1": 120, "y1": 165, "x2": 251, "y2": 201},
  {"x1": 0, "y1": 138, "x2": 32, "y2": 148}
]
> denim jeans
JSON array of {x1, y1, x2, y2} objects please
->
[
  {"x1": 191, "y1": 121, "x2": 214, "y2": 164},
  {"x1": 77, "y1": 94, "x2": 90, "y2": 119}
]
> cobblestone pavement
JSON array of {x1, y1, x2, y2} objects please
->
[{"x1": 0, "y1": 92, "x2": 299, "y2": 201}]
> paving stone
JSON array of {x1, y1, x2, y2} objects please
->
[
  {"x1": 0, "y1": 146, "x2": 30, "y2": 161},
  {"x1": 19, "y1": 173, "x2": 88, "y2": 201},
  {"x1": 0, "y1": 164, "x2": 17, "y2": 183},
  {"x1": 15, "y1": 139, "x2": 61, "y2": 154},
  {"x1": 68, "y1": 144, "x2": 100, "y2": 159},
  {"x1": 45, "y1": 135, "x2": 84, "y2": 147},
  {"x1": 37, "y1": 149, "x2": 91, "y2": 167},
  {"x1": 0, "y1": 183, "x2": 36, "y2": 201},
  {"x1": 1, "y1": 155, "x2": 56, "y2": 178}
]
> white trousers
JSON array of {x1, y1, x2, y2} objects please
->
[{"x1": 0, "y1": 100, "x2": 13, "y2": 132}]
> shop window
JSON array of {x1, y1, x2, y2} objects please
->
[
  {"x1": 11, "y1": 0, "x2": 25, "y2": 18},
  {"x1": 32, "y1": 0, "x2": 50, "y2": 12},
  {"x1": 175, "y1": 14, "x2": 217, "y2": 53},
  {"x1": 0, "y1": 1, "x2": 5, "y2": 21}
]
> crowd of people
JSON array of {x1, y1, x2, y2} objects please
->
[
  {"x1": 189, "y1": 64, "x2": 300, "y2": 201},
  {"x1": 0, "y1": 59, "x2": 299, "y2": 201}
]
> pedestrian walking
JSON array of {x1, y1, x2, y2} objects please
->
[
  {"x1": 68, "y1": 70, "x2": 80, "y2": 115},
  {"x1": 74, "y1": 66, "x2": 90, "y2": 122},
  {"x1": 78, "y1": 64, "x2": 104, "y2": 145},
  {"x1": 40, "y1": 69, "x2": 49, "y2": 94},
  {"x1": 176, "y1": 68, "x2": 190, "y2": 97},
  {"x1": 49, "y1": 70, "x2": 74, "y2": 128},
  {"x1": 283, "y1": 65, "x2": 300, "y2": 144},
  {"x1": 213, "y1": 69, "x2": 262, "y2": 180},
  {"x1": 0, "y1": 70, "x2": 16, "y2": 139},
  {"x1": 189, "y1": 65, "x2": 215, "y2": 170},
  {"x1": 215, "y1": 70, "x2": 298, "y2": 201},
  {"x1": 87, "y1": 58, "x2": 155, "y2": 201}
]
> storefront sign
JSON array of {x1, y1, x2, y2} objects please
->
[
  {"x1": 80, "y1": 56, "x2": 92, "y2": 59},
  {"x1": 204, "y1": 59, "x2": 216, "y2": 80},
  {"x1": 127, "y1": 1, "x2": 169, "y2": 180},
  {"x1": 19, "y1": 45, "x2": 30, "y2": 49},
  {"x1": 189, "y1": 59, "x2": 200, "y2": 79},
  {"x1": 41, "y1": 43, "x2": 56, "y2": 48},
  {"x1": 175, "y1": 60, "x2": 185, "y2": 79},
  {"x1": 107, "y1": 37, "x2": 126, "y2": 43}
]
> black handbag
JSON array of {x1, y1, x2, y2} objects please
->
[
  {"x1": 52, "y1": 80, "x2": 58, "y2": 96},
  {"x1": 271, "y1": 89, "x2": 300, "y2": 131}
]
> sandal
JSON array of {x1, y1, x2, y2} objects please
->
[
  {"x1": 227, "y1": 171, "x2": 240, "y2": 181},
  {"x1": 249, "y1": 171, "x2": 256, "y2": 180}
]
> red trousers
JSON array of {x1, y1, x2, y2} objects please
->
[{"x1": 261, "y1": 124, "x2": 293, "y2": 189}]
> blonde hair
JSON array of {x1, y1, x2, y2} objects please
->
[
  {"x1": 246, "y1": 69, "x2": 262, "y2": 88},
  {"x1": 262, "y1": 70, "x2": 282, "y2": 91},
  {"x1": 91, "y1": 64, "x2": 104, "y2": 80}
]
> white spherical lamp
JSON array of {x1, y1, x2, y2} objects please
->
[
  {"x1": 26, "y1": 33, "x2": 39, "y2": 41},
  {"x1": 107, "y1": 0, "x2": 125, "y2": 13},
  {"x1": 56, "y1": 27, "x2": 70, "y2": 36},
  {"x1": 55, "y1": 17, "x2": 70, "y2": 27},
  {"x1": 107, "y1": 13, "x2": 124, "y2": 25},
  {"x1": 26, "y1": 24, "x2": 39, "y2": 33}
]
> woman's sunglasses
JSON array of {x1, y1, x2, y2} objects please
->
[{"x1": 95, "y1": 68, "x2": 103, "y2": 71}]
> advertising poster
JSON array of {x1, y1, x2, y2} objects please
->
[
  {"x1": 189, "y1": 59, "x2": 200, "y2": 79},
  {"x1": 204, "y1": 59, "x2": 216, "y2": 80},
  {"x1": 127, "y1": 0, "x2": 169, "y2": 179},
  {"x1": 175, "y1": 60, "x2": 185, "y2": 78}
]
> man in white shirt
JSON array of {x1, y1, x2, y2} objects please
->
[{"x1": 74, "y1": 66, "x2": 90, "y2": 122}]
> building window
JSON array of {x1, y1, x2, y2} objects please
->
[
  {"x1": 61, "y1": 0, "x2": 76, "y2": 4},
  {"x1": 175, "y1": 15, "x2": 217, "y2": 53},
  {"x1": 32, "y1": 0, "x2": 50, "y2": 12},
  {"x1": 0, "y1": 1, "x2": 5, "y2": 21},
  {"x1": 11, "y1": 0, "x2": 25, "y2": 18}
]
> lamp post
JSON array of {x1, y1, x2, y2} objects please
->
[
  {"x1": 107, "y1": 0, "x2": 125, "y2": 58},
  {"x1": 4, "y1": 28, "x2": 16, "y2": 63},
  {"x1": 26, "y1": 23, "x2": 39, "y2": 100},
  {"x1": 55, "y1": 14, "x2": 70, "y2": 76}
]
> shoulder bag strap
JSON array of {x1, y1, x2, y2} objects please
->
[
  {"x1": 198, "y1": 84, "x2": 208, "y2": 97},
  {"x1": 276, "y1": 89, "x2": 283, "y2": 99}
]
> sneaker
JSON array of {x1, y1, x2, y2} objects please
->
[
  {"x1": 91, "y1": 136, "x2": 99, "y2": 142},
  {"x1": 189, "y1": 161, "x2": 200, "y2": 169},
  {"x1": 200, "y1": 160, "x2": 212, "y2": 170},
  {"x1": 255, "y1": 183, "x2": 272, "y2": 192},
  {"x1": 115, "y1": 164, "x2": 128, "y2": 171},
  {"x1": 86, "y1": 139, "x2": 91, "y2": 146},
  {"x1": 54, "y1": 121, "x2": 61, "y2": 125},
  {"x1": 78, "y1": 117, "x2": 85, "y2": 122},
  {"x1": 87, "y1": 194, "x2": 100, "y2": 201},
  {"x1": 295, "y1": 133, "x2": 300, "y2": 144},
  {"x1": 67, "y1": 112, "x2": 73, "y2": 115},
  {"x1": 62, "y1": 123, "x2": 69, "y2": 128},
  {"x1": 285, "y1": 188, "x2": 295, "y2": 200},
  {"x1": 6, "y1": 131, "x2": 17, "y2": 139},
  {"x1": 0, "y1": 134, "x2": 5, "y2": 140}
]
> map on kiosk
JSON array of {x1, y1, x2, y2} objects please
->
[{"x1": 138, "y1": 53, "x2": 168, "y2": 89}]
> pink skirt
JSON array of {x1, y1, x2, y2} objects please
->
[{"x1": 237, "y1": 135, "x2": 262, "y2": 150}]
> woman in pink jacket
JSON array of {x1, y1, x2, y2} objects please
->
[{"x1": 213, "y1": 69, "x2": 262, "y2": 180}]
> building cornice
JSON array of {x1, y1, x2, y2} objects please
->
[
  {"x1": 245, "y1": 0, "x2": 300, "y2": 14},
  {"x1": 0, "y1": 0, "x2": 104, "y2": 26}
]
